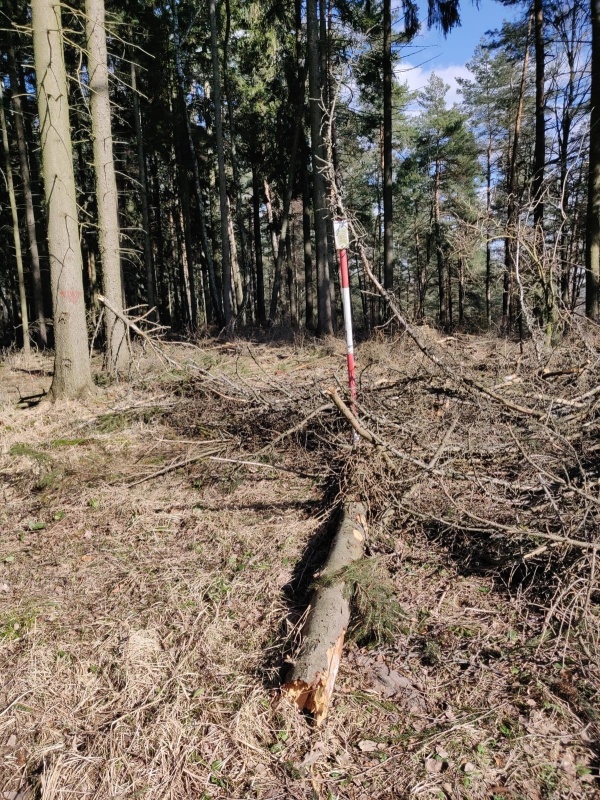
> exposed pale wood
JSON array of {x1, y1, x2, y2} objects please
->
[{"x1": 282, "y1": 501, "x2": 367, "y2": 725}]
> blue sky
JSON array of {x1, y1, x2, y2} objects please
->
[{"x1": 397, "y1": 0, "x2": 520, "y2": 105}]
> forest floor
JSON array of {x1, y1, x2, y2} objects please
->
[{"x1": 0, "y1": 329, "x2": 599, "y2": 800}]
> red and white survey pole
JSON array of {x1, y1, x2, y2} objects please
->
[{"x1": 333, "y1": 219, "x2": 357, "y2": 419}]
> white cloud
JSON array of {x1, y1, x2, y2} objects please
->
[{"x1": 397, "y1": 62, "x2": 473, "y2": 108}]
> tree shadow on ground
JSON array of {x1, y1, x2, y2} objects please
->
[{"x1": 261, "y1": 472, "x2": 343, "y2": 689}]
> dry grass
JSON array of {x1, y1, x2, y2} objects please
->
[{"x1": 0, "y1": 334, "x2": 598, "y2": 799}]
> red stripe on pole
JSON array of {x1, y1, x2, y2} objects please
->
[
  {"x1": 347, "y1": 351, "x2": 357, "y2": 404},
  {"x1": 339, "y1": 247, "x2": 350, "y2": 289}
]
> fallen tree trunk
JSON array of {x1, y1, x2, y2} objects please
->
[{"x1": 282, "y1": 501, "x2": 367, "y2": 725}]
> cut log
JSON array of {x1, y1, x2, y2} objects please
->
[{"x1": 282, "y1": 501, "x2": 367, "y2": 725}]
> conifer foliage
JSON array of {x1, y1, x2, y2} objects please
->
[{"x1": 0, "y1": 0, "x2": 598, "y2": 382}]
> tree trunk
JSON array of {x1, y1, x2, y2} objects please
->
[
  {"x1": 383, "y1": 0, "x2": 394, "y2": 293},
  {"x1": 282, "y1": 502, "x2": 367, "y2": 725},
  {"x1": 0, "y1": 81, "x2": 30, "y2": 355},
  {"x1": 586, "y1": 0, "x2": 600, "y2": 318},
  {"x1": 172, "y1": 0, "x2": 221, "y2": 325},
  {"x1": 433, "y1": 162, "x2": 446, "y2": 328},
  {"x1": 6, "y1": 39, "x2": 46, "y2": 347},
  {"x1": 130, "y1": 58, "x2": 155, "y2": 321},
  {"x1": 503, "y1": 18, "x2": 531, "y2": 334},
  {"x1": 268, "y1": 90, "x2": 305, "y2": 323},
  {"x1": 251, "y1": 164, "x2": 267, "y2": 326},
  {"x1": 209, "y1": 0, "x2": 233, "y2": 329},
  {"x1": 307, "y1": 0, "x2": 333, "y2": 335},
  {"x1": 32, "y1": 0, "x2": 92, "y2": 398},
  {"x1": 302, "y1": 166, "x2": 315, "y2": 330},
  {"x1": 150, "y1": 156, "x2": 170, "y2": 326},
  {"x1": 86, "y1": 0, "x2": 129, "y2": 375},
  {"x1": 533, "y1": 0, "x2": 545, "y2": 229},
  {"x1": 224, "y1": 0, "x2": 249, "y2": 317},
  {"x1": 485, "y1": 137, "x2": 492, "y2": 327},
  {"x1": 228, "y1": 194, "x2": 244, "y2": 316},
  {"x1": 458, "y1": 258, "x2": 464, "y2": 328}
]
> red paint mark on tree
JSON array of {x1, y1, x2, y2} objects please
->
[{"x1": 59, "y1": 288, "x2": 82, "y2": 304}]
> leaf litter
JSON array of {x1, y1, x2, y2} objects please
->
[{"x1": 0, "y1": 332, "x2": 598, "y2": 799}]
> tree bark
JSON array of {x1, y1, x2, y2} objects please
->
[
  {"x1": 209, "y1": 0, "x2": 233, "y2": 329},
  {"x1": 307, "y1": 0, "x2": 333, "y2": 335},
  {"x1": 433, "y1": 161, "x2": 446, "y2": 328},
  {"x1": 586, "y1": 0, "x2": 600, "y2": 318},
  {"x1": 130, "y1": 58, "x2": 155, "y2": 321},
  {"x1": 268, "y1": 107, "x2": 305, "y2": 322},
  {"x1": 86, "y1": 0, "x2": 129, "y2": 375},
  {"x1": 6, "y1": 39, "x2": 46, "y2": 347},
  {"x1": 503, "y1": 18, "x2": 531, "y2": 334},
  {"x1": 172, "y1": 0, "x2": 220, "y2": 325},
  {"x1": 302, "y1": 166, "x2": 315, "y2": 330},
  {"x1": 282, "y1": 502, "x2": 367, "y2": 725},
  {"x1": 0, "y1": 81, "x2": 30, "y2": 355},
  {"x1": 533, "y1": 0, "x2": 545, "y2": 229},
  {"x1": 383, "y1": 0, "x2": 394, "y2": 293},
  {"x1": 251, "y1": 164, "x2": 267, "y2": 326},
  {"x1": 32, "y1": 0, "x2": 93, "y2": 398}
]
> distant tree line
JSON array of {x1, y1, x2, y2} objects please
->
[{"x1": 0, "y1": 0, "x2": 599, "y2": 397}]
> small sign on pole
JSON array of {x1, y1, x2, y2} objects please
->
[
  {"x1": 333, "y1": 219, "x2": 350, "y2": 251},
  {"x1": 334, "y1": 219, "x2": 358, "y2": 430}
]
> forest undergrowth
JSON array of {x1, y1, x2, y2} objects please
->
[{"x1": 0, "y1": 329, "x2": 599, "y2": 800}]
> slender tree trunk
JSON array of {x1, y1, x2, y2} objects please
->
[
  {"x1": 586, "y1": 0, "x2": 600, "y2": 318},
  {"x1": 130, "y1": 58, "x2": 155, "y2": 320},
  {"x1": 383, "y1": 0, "x2": 394, "y2": 293},
  {"x1": 485, "y1": 136, "x2": 492, "y2": 327},
  {"x1": 209, "y1": 0, "x2": 233, "y2": 329},
  {"x1": 251, "y1": 164, "x2": 267, "y2": 326},
  {"x1": 307, "y1": 0, "x2": 333, "y2": 335},
  {"x1": 286, "y1": 225, "x2": 298, "y2": 328},
  {"x1": 227, "y1": 195, "x2": 244, "y2": 316},
  {"x1": 0, "y1": 81, "x2": 30, "y2": 355},
  {"x1": 32, "y1": 0, "x2": 92, "y2": 398},
  {"x1": 6, "y1": 40, "x2": 46, "y2": 347},
  {"x1": 504, "y1": 18, "x2": 531, "y2": 334},
  {"x1": 172, "y1": 1, "x2": 221, "y2": 324},
  {"x1": 458, "y1": 258, "x2": 464, "y2": 328},
  {"x1": 533, "y1": 0, "x2": 545, "y2": 228},
  {"x1": 447, "y1": 259, "x2": 453, "y2": 329},
  {"x1": 433, "y1": 162, "x2": 446, "y2": 328},
  {"x1": 264, "y1": 179, "x2": 279, "y2": 271},
  {"x1": 86, "y1": 0, "x2": 129, "y2": 375},
  {"x1": 223, "y1": 0, "x2": 249, "y2": 312},
  {"x1": 559, "y1": 15, "x2": 576, "y2": 308},
  {"x1": 268, "y1": 106, "x2": 305, "y2": 322},
  {"x1": 150, "y1": 156, "x2": 170, "y2": 326},
  {"x1": 302, "y1": 166, "x2": 315, "y2": 330}
]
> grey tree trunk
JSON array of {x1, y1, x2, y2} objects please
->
[
  {"x1": 6, "y1": 40, "x2": 46, "y2": 347},
  {"x1": 503, "y1": 18, "x2": 531, "y2": 334},
  {"x1": 209, "y1": 0, "x2": 233, "y2": 329},
  {"x1": 302, "y1": 166, "x2": 315, "y2": 330},
  {"x1": 587, "y1": 0, "x2": 600, "y2": 318},
  {"x1": 32, "y1": 0, "x2": 93, "y2": 398},
  {"x1": 130, "y1": 58, "x2": 155, "y2": 321},
  {"x1": 251, "y1": 165, "x2": 267, "y2": 326},
  {"x1": 86, "y1": 0, "x2": 129, "y2": 375},
  {"x1": 172, "y1": 1, "x2": 219, "y2": 325},
  {"x1": 383, "y1": 0, "x2": 394, "y2": 293},
  {"x1": 307, "y1": 0, "x2": 333, "y2": 335},
  {"x1": 533, "y1": 0, "x2": 545, "y2": 229},
  {"x1": 0, "y1": 81, "x2": 30, "y2": 355}
]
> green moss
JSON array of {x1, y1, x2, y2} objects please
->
[
  {"x1": 9, "y1": 443, "x2": 50, "y2": 462},
  {"x1": 315, "y1": 557, "x2": 406, "y2": 646},
  {"x1": 0, "y1": 608, "x2": 37, "y2": 641}
]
